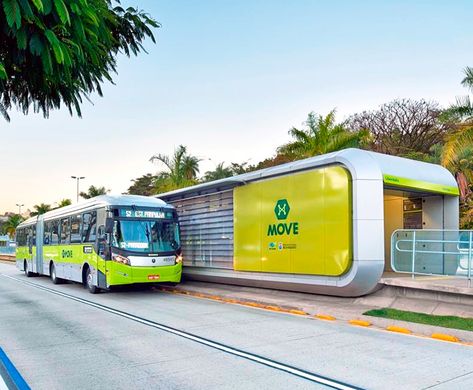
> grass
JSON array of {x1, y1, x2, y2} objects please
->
[{"x1": 363, "y1": 308, "x2": 473, "y2": 332}]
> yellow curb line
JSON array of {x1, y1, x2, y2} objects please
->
[
  {"x1": 161, "y1": 287, "x2": 309, "y2": 316},
  {"x1": 386, "y1": 325, "x2": 412, "y2": 334},
  {"x1": 431, "y1": 333, "x2": 460, "y2": 343},
  {"x1": 264, "y1": 305, "x2": 283, "y2": 311},
  {"x1": 315, "y1": 314, "x2": 336, "y2": 321},
  {"x1": 289, "y1": 309, "x2": 309, "y2": 316},
  {"x1": 349, "y1": 319, "x2": 371, "y2": 327},
  {"x1": 242, "y1": 302, "x2": 262, "y2": 308}
]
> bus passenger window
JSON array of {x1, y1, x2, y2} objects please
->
[
  {"x1": 51, "y1": 220, "x2": 59, "y2": 245},
  {"x1": 71, "y1": 215, "x2": 82, "y2": 244},
  {"x1": 44, "y1": 222, "x2": 51, "y2": 245},
  {"x1": 60, "y1": 218, "x2": 70, "y2": 244},
  {"x1": 82, "y1": 212, "x2": 97, "y2": 243}
]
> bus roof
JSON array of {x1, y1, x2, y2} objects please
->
[{"x1": 18, "y1": 195, "x2": 172, "y2": 227}]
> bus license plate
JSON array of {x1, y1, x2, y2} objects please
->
[{"x1": 148, "y1": 275, "x2": 160, "y2": 280}]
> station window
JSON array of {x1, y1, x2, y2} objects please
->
[
  {"x1": 60, "y1": 218, "x2": 70, "y2": 244},
  {"x1": 71, "y1": 215, "x2": 82, "y2": 244},
  {"x1": 82, "y1": 211, "x2": 97, "y2": 243}
]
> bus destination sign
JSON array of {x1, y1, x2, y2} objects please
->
[{"x1": 119, "y1": 209, "x2": 173, "y2": 219}]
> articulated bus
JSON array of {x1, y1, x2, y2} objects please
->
[{"x1": 16, "y1": 195, "x2": 182, "y2": 293}]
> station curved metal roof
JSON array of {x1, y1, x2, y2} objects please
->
[{"x1": 157, "y1": 148, "x2": 459, "y2": 200}]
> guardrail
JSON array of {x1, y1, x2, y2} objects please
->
[{"x1": 391, "y1": 229, "x2": 473, "y2": 287}]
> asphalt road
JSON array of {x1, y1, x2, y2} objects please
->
[{"x1": 0, "y1": 262, "x2": 473, "y2": 390}]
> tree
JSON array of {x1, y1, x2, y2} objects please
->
[
  {"x1": 80, "y1": 185, "x2": 109, "y2": 199},
  {"x1": 441, "y1": 126, "x2": 473, "y2": 201},
  {"x1": 202, "y1": 163, "x2": 234, "y2": 182},
  {"x1": 278, "y1": 110, "x2": 369, "y2": 159},
  {"x1": 0, "y1": 0, "x2": 159, "y2": 121},
  {"x1": 126, "y1": 173, "x2": 158, "y2": 196},
  {"x1": 2, "y1": 214, "x2": 23, "y2": 238},
  {"x1": 248, "y1": 154, "x2": 294, "y2": 171},
  {"x1": 446, "y1": 67, "x2": 473, "y2": 121},
  {"x1": 149, "y1": 145, "x2": 201, "y2": 192},
  {"x1": 348, "y1": 99, "x2": 453, "y2": 156},
  {"x1": 30, "y1": 203, "x2": 51, "y2": 216},
  {"x1": 229, "y1": 162, "x2": 250, "y2": 175},
  {"x1": 56, "y1": 199, "x2": 72, "y2": 208}
]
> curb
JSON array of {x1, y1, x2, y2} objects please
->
[
  {"x1": 315, "y1": 314, "x2": 336, "y2": 321},
  {"x1": 431, "y1": 333, "x2": 460, "y2": 343},
  {"x1": 349, "y1": 319, "x2": 371, "y2": 327},
  {"x1": 158, "y1": 285, "x2": 471, "y2": 346},
  {"x1": 386, "y1": 325, "x2": 412, "y2": 334}
]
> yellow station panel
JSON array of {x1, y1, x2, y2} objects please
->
[{"x1": 234, "y1": 165, "x2": 352, "y2": 276}]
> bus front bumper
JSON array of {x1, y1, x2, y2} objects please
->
[{"x1": 107, "y1": 262, "x2": 182, "y2": 286}]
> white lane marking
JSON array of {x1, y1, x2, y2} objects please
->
[
  {"x1": 0, "y1": 375, "x2": 8, "y2": 390},
  {"x1": 1, "y1": 274, "x2": 362, "y2": 390}
]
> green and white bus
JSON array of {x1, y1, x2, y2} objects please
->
[{"x1": 16, "y1": 195, "x2": 182, "y2": 293}]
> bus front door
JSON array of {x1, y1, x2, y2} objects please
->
[{"x1": 96, "y1": 225, "x2": 109, "y2": 289}]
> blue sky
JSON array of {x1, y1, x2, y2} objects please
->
[{"x1": 1, "y1": 0, "x2": 472, "y2": 213}]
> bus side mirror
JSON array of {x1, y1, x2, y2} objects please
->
[{"x1": 105, "y1": 218, "x2": 114, "y2": 234}]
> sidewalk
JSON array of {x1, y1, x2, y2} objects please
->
[{"x1": 159, "y1": 280, "x2": 473, "y2": 344}]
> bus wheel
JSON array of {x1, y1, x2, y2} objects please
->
[
  {"x1": 50, "y1": 263, "x2": 62, "y2": 285},
  {"x1": 85, "y1": 268, "x2": 98, "y2": 294},
  {"x1": 24, "y1": 261, "x2": 33, "y2": 277}
]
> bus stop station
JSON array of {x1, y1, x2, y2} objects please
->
[{"x1": 157, "y1": 148, "x2": 462, "y2": 297}]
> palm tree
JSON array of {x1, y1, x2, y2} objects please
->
[
  {"x1": 203, "y1": 163, "x2": 234, "y2": 182},
  {"x1": 80, "y1": 185, "x2": 109, "y2": 199},
  {"x1": 278, "y1": 110, "x2": 369, "y2": 159},
  {"x1": 3, "y1": 215, "x2": 24, "y2": 239},
  {"x1": 446, "y1": 67, "x2": 473, "y2": 120},
  {"x1": 149, "y1": 145, "x2": 201, "y2": 191},
  {"x1": 56, "y1": 199, "x2": 72, "y2": 208},
  {"x1": 442, "y1": 127, "x2": 473, "y2": 201},
  {"x1": 30, "y1": 203, "x2": 51, "y2": 217}
]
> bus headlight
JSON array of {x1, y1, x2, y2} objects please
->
[
  {"x1": 175, "y1": 255, "x2": 183, "y2": 264},
  {"x1": 112, "y1": 254, "x2": 130, "y2": 265}
]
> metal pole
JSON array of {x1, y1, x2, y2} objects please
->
[
  {"x1": 71, "y1": 176, "x2": 85, "y2": 203},
  {"x1": 468, "y1": 231, "x2": 472, "y2": 288},
  {"x1": 411, "y1": 231, "x2": 416, "y2": 280}
]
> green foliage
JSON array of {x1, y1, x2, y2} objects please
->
[
  {"x1": 56, "y1": 198, "x2": 72, "y2": 208},
  {"x1": 80, "y1": 185, "x2": 109, "y2": 199},
  {"x1": 126, "y1": 173, "x2": 158, "y2": 196},
  {"x1": 0, "y1": 0, "x2": 159, "y2": 121},
  {"x1": 2, "y1": 214, "x2": 24, "y2": 238},
  {"x1": 278, "y1": 110, "x2": 369, "y2": 159},
  {"x1": 202, "y1": 163, "x2": 234, "y2": 182},
  {"x1": 364, "y1": 308, "x2": 473, "y2": 332},
  {"x1": 30, "y1": 203, "x2": 52, "y2": 216},
  {"x1": 150, "y1": 145, "x2": 201, "y2": 193}
]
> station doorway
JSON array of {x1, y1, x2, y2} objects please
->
[{"x1": 383, "y1": 188, "x2": 446, "y2": 272}]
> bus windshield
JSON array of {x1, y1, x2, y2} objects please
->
[{"x1": 112, "y1": 220, "x2": 180, "y2": 253}]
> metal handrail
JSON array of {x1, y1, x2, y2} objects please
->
[{"x1": 391, "y1": 229, "x2": 473, "y2": 287}]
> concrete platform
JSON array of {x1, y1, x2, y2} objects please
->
[{"x1": 378, "y1": 272, "x2": 473, "y2": 306}]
